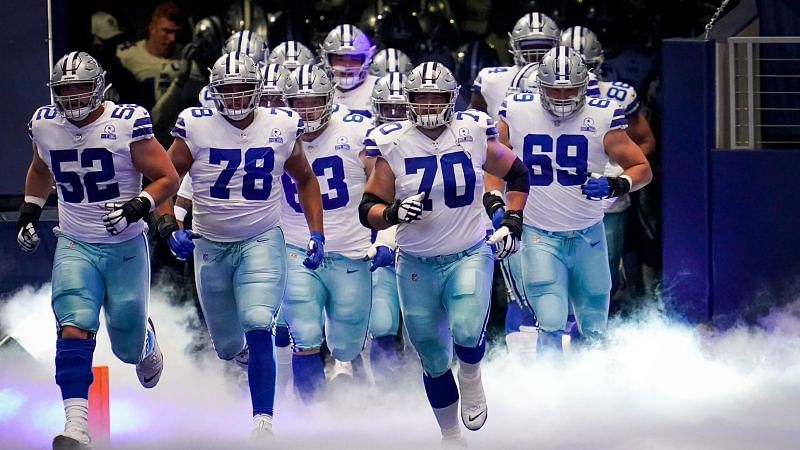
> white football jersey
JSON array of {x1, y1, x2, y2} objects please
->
[
  {"x1": 116, "y1": 40, "x2": 183, "y2": 104},
  {"x1": 281, "y1": 113, "x2": 372, "y2": 258},
  {"x1": 329, "y1": 102, "x2": 353, "y2": 121},
  {"x1": 499, "y1": 93, "x2": 628, "y2": 231},
  {"x1": 592, "y1": 80, "x2": 640, "y2": 118},
  {"x1": 197, "y1": 85, "x2": 215, "y2": 109},
  {"x1": 177, "y1": 173, "x2": 193, "y2": 199},
  {"x1": 28, "y1": 101, "x2": 151, "y2": 243},
  {"x1": 333, "y1": 75, "x2": 379, "y2": 118},
  {"x1": 171, "y1": 106, "x2": 303, "y2": 242},
  {"x1": 471, "y1": 65, "x2": 520, "y2": 121},
  {"x1": 365, "y1": 110, "x2": 496, "y2": 257}
]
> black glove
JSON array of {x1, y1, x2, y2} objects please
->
[
  {"x1": 102, "y1": 196, "x2": 152, "y2": 236},
  {"x1": 16, "y1": 202, "x2": 42, "y2": 253}
]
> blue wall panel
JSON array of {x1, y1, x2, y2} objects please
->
[
  {"x1": 660, "y1": 39, "x2": 716, "y2": 323},
  {"x1": 710, "y1": 149, "x2": 800, "y2": 325},
  {"x1": 0, "y1": 0, "x2": 52, "y2": 196}
]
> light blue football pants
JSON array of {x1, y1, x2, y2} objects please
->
[
  {"x1": 521, "y1": 221, "x2": 611, "y2": 338},
  {"x1": 369, "y1": 266, "x2": 401, "y2": 338},
  {"x1": 193, "y1": 227, "x2": 287, "y2": 360},
  {"x1": 396, "y1": 241, "x2": 493, "y2": 378},
  {"x1": 51, "y1": 233, "x2": 150, "y2": 364},
  {"x1": 282, "y1": 245, "x2": 372, "y2": 362}
]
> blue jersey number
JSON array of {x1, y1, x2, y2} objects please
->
[
  {"x1": 209, "y1": 147, "x2": 274, "y2": 200},
  {"x1": 35, "y1": 107, "x2": 58, "y2": 120},
  {"x1": 50, "y1": 148, "x2": 119, "y2": 203},
  {"x1": 404, "y1": 151, "x2": 476, "y2": 210},
  {"x1": 313, "y1": 155, "x2": 349, "y2": 210},
  {"x1": 522, "y1": 134, "x2": 588, "y2": 187},
  {"x1": 282, "y1": 155, "x2": 349, "y2": 212}
]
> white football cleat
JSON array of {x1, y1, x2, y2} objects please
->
[
  {"x1": 329, "y1": 359, "x2": 353, "y2": 381},
  {"x1": 52, "y1": 420, "x2": 92, "y2": 450},
  {"x1": 250, "y1": 414, "x2": 273, "y2": 442},
  {"x1": 458, "y1": 367, "x2": 487, "y2": 431},
  {"x1": 136, "y1": 318, "x2": 163, "y2": 388}
]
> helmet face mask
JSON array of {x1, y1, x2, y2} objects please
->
[
  {"x1": 508, "y1": 13, "x2": 561, "y2": 66},
  {"x1": 281, "y1": 64, "x2": 335, "y2": 133},
  {"x1": 320, "y1": 25, "x2": 376, "y2": 89},
  {"x1": 209, "y1": 52, "x2": 263, "y2": 120},
  {"x1": 371, "y1": 72, "x2": 407, "y2": 124},
  {"x1": 404, "y1": 62, "x2": 458, "y2": 129},
  {"x1": 50, "y1": 52, "x2": 106, "y2": 121},
  {"x1": 537, "y1": 46, "x2": 589, "y2": 119}
]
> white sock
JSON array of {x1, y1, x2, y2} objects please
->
[
  {"x1": 254, "y1": 413, "x2": 273, "y2": 424},
  {"x1": 458, "y1": 360, "x2": 481, "y2": 381},
  {"x1": 275, "y1": 345, "x2": 293, "y2": 396},
  {"x1": 63, "y1": 398, "x2": 89, "y2": 435},
  {"x1": 432, "y1": 401, "x2": 461, "y2": 437}
]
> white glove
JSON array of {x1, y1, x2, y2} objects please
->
[
  {"x1": 384, "y1": 192, "x2": 425, "y2": 224},
  {"x1": 486, "y1": 226, "x2": 520, "y2": 260}
]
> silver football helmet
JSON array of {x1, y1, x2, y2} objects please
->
[
  {"x1": 320, "y1": 24, "x2": 376, "y2": 89},
  {"x1": 536, "y1": 46, "x2": 589, "y2": 119},
  {"x1": 368, "y1": 48, "x2": 413, "y2": 77},
  {"x1": 267, "y1": 41, "x2": 316, "y2": 71},
  {"x1": 224, "y1": 30, "x2": 267, "y2": 66},
  {"x1": 506, "y1": 62, "x2": 539, "y2": 96},
  {"x1": 281, "y1": 64, "x2": 335, "y2": 133},
  {"x1": 208, "y1": 52, "x2": 263, "y2": 120},
  {"x1": 508, "y1": 13, "x2": 561, "y2": 66},
  {"x1": 404, "y1": 62, "x2": 459, "y2": 129},
  {"x1": 49, "y1": 51, "x2": 106, "y2": 121},
  {"x1": 371, "y1": 72, "x2": 407, "y2": 124},
  {"x1": 261, "y1": 63, "x2": 291, "y2": 107},
  {"x1": 560, "y1": 26, "x2": 604, "y2": 74}
]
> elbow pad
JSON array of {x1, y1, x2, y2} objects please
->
[
  {"x1": 359, "y1": 193, "x2": 389, "y2": 229},
  {"x1": 503, "y1": 157, "x2": 530, "y2": 193}
]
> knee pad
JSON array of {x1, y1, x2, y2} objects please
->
[{"x1": 274, "y1": 325, "x2": 291, "y2": 348}]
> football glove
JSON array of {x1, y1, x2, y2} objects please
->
[
  {"x1": 581, "y1": 174, "x2": 631, "y2": 200},
  {"x1": 16, "y1": 202, "x2": 42, "y2": 253},
  {"x1": 102, "y1": 195, "x2": 152, "y2": 236},
  {"x1": 304, "y1": 231, "x2": 325, "y2": 270},
  {"x1": 383, "y1": 192, "x2": 425, "y2": 224},
  {"x1": 486, "y1": 210, "x2": 523, "y2": 260}
]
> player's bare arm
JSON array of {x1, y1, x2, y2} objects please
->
[
  {"x1": 284, "y1": 139, "x2": 324, "y2": 235},
  {"x1": 626, "y1": 112, "x2": 656, "y2": 156},
  {"x1": 603, "y1": 128, "x2": 653, "y2": 190},
  {"x1": 359, "y1": 157, "x2": 398, "y2": 230},
  {"x1": 130, "y1": 137, "x2": 180, "y2": 206},
  {"x1": 484, "y1": 137, "x2": 529, "y2": 212},
  {"x1": 469, "y1": 92, "x2": 488, "y2": 113},
  {"x1": 24, "y1": 143, "x2": 54, "y2": 199}
]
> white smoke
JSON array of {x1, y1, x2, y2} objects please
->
[{"x1": 1, "y1": 285, "x2": 800, "y2": 449}]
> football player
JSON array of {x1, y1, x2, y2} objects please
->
[
  {"x1": 278, "y1": 64, "x2": 374, "y2": 403},
  {"x1": 267, "y1": 40, "x2": 317, "y2": 71},
  {"x1": 320, "y1": 24, "x2": 378, "y2": 117},
  {"x1": 469, "y1": 12, "x2": 560, "y2": 120},
  {"x1": 197, "y1": 30, "x2": 267, "y2": 109},
  {"x1": 360, "y1": 62, "x2": 530, "y2": 445},
  {"x1": 20, "y1": 51, "x2": 179, "y2": 450},
  {"x1": 364, "y1": 72, "x2": 408, "y2": 388},
  {"x1": 561, "y1": 26, "x2": 656, "y2": 285},
  {"x1": 156, "y1": 52, "x2": 324, "y2": 440},
  {"x1": 492, "y1": 47, "x2": 652, "y2": 352}
]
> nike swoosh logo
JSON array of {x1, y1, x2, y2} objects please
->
[
  {"x1": 468, "y1": 410, "x2": 486, "y2": 422},
  {"x1": 346, "y1": 269, "x2": 358, "y2": 274},
  {"x1": 143, "y1": 374, "x2": 157, "y2": 384},
  {"x1": 256, "y1": 238, "x2": 270, "y2": 243},
  {"x1": 123, "y1": 255, "x2": 136, "y2": 261},
  {"x1": 590, "y1": 241, "x2": 600, "y2": 247}
]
